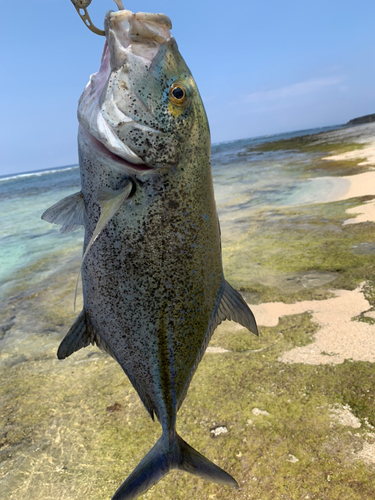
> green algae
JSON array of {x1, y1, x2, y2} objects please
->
[
  {"x1": 223, "y1": 196, "x2": 375, "y2": 304},
  {"x1": 2, "y1": 127, "x2": 375, "y2": 499},
  {"x1": 3, "y1": 310, "x2": 375, "y2": 499},
  {"x1": 352, "y1": 280, "x2": 375, "y2": 325},
  {"x1": 249, "y1": 132, "x2": 363, "y2": 155},
  {"x1": 246, "y1": 133, "x2": 370, "y2": 177},
  {"x1": 210, "y1": 312, "x2": 318, "y2": 353}
]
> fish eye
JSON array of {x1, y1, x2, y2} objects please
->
[
  {"x1": 169, "y1": 83, "x2": 187, "y2": 106},
  {"x1": 172, "y1": 87, "x2": 184, "y2": 100}
]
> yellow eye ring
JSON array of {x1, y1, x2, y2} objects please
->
[{"x1": 169, "y1": 83, "x2": 187, "y2": 106}]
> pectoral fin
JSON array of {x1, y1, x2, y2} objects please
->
[
  {"x1": 41, "y1": 191, "x2": 85, "y2": 233},
  {"x1": 74, "y1": 181, "x2": 133, "y2": 309},
  {"x1": 81, "y1": 181, "x2": 133, "y2": 267}
]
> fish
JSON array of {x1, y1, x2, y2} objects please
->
[{"x1": 42, "y1": 7, "x2": 258, "y2": 500}]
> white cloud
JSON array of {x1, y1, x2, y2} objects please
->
[{"x1": 244, "y1": 76, "x2": 345, "y2": 103}]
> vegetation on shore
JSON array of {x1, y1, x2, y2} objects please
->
[
  {"x1": 2, "y1": 127, "x2": 375, "y2": 499},
  {"x1": 247, "y1": 133, "x2": 369, "y2": 176},
  {"x1": 347, "y1": 113, "x2": 375, "y2": 126}
]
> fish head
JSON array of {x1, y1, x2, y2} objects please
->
[{"x1": 78, "y1": 10, "x2": 210, "y2": 171}]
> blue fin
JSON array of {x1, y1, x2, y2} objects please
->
[
  {"x1": 57, "y1": 310, "x2": 113, "y2": 359},
  {"x1": 177, "y1": 280, "x2": 258, "y2": 411},
  {"x1": 112, "y1": 433, "x2": 238, "y2": 500},
  {"x1": 218, "y1": 280, "x2": 258, "y2": 335},
  {"x1": 58, "y1": 312, "x2": 157, "y2": 421}
]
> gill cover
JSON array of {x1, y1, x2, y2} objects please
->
[{"x1": 78, "y1": 9, "x2": 207, "y2": 169}]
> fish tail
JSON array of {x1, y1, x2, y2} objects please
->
[
  {"x1": 112, "y1": 433, "x2": 238, "y2": 500},
  {"x1": 176, "y1": 433, "x2": 239, "y2": 487}
]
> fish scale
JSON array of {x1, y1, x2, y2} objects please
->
[
  {"x1": 42, "y1": 5, "x2": 258, "y2": 499},
  {"x1": 80, "y1": 130, "x2": 223, "y2": 420}
]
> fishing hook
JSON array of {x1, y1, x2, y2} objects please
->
[{"x1": 70, "y1": 0, "x2": 125, "y2": 36}]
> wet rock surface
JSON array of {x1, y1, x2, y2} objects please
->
[{"x1": 2, "y1": 125, "x2": 375, "y2": 499}]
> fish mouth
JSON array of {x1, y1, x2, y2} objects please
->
[
  {"x1": 82, "y1": 126, "x2": 154, "y2": 174},
  {"x1": 78, "y1": 9, "x2": 173, "y2": 170},
  {"x1": 78, "y1": 41, "x2": 152, "y2": 169},
  {"x1": 105, "y1": 9, "x2": 172, "y2": 67}
]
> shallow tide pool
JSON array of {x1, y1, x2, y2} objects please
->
[{"x1": 2, "y1": 123, "x2": 375, "y2": 499}]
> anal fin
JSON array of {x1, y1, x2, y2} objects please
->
[
  {"x1": 59, "y1": 310, "x2": 156, "y2": 422},
  {"x1": 57, "y1": 310, "x2": 113, "y2": 359}
]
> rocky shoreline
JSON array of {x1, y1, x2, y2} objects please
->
[
  {"x1": 347, "y1": 113, "x2": 375, "y2": 126},
  {"x1": 2, "y1": 123, "x2": 375, "y2": 499}
]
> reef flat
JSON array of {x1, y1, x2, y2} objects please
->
[{"x1": 2, "y1": 123, "x2": 375, "y2": 499}]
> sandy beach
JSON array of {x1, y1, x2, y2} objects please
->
[
  {"x1": 3, "y1": 123, "x2": 375, "y2": 499},
  {"x1": 326, "y1": 137, "x2": 375, "y2": 224},
  {"x1": 249, "y1": 122, "x2": 375, "y2": 366}
]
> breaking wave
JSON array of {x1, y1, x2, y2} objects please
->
[{"x1": 0, "y1": 165, "x2": 79, "y2": 183}]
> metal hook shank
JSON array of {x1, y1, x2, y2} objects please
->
[{"x1": 70, "y1": 0, "x2": 105, "y2": 36}]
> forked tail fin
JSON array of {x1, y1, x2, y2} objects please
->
[{"x1": 112, "y1": 433, "x2": 238, "y2": 500}]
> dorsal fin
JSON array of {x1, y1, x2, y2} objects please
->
[
  {"x1": 177, "y1": 280, "x2": 258, "y2": 410},
  {"x1": 42, "y1": 191, "x2": 85, "y2": 233},
  {"x1": 215, "y1": 280, "x2": 258, "y2": 335}
]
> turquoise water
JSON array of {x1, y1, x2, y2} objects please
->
[
  {"x1": 0, "y1": 124, "x2": 354, "y2": 499},
  {"x1": 0, "y1": 124, "x2": 347, "y2": 304},
  {"x1": 0, "y1": 166, "x2": 83, "y2": 297}
]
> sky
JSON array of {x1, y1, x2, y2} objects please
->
[{"x1": 1, "y1": 0, "x2": 375, "y2": 176}]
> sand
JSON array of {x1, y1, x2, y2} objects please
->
[
  {"x1": 323, "y1": 137, "x2": 375, "y2": 224},
  {"x1": 250, "y1": 127, "x2": 375, "y2": 365},
  {"x1": 250, "y1": 284, "x2": 375, "y2": 365},
  {"x1": 324, "y1": 140, "x2": 375, "y2": 168}
]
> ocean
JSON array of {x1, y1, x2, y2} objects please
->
[
  {"x1": 0, "y1": 123, "x2": 353, "y2": 498},
  {"x1": 0, "y1": 124, "x2": 348, "y2": 305}
]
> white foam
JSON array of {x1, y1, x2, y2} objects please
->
[{"x1": 0, "y1": 166, "x2": 79, "y2": 183}]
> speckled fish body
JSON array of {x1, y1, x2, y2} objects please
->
[
  {"x1": 79, "y1": 127, "x2": 221, "y2": 418},
  {"x1": 42, "y1": 9, "x2": 257, "y2": 500}
]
